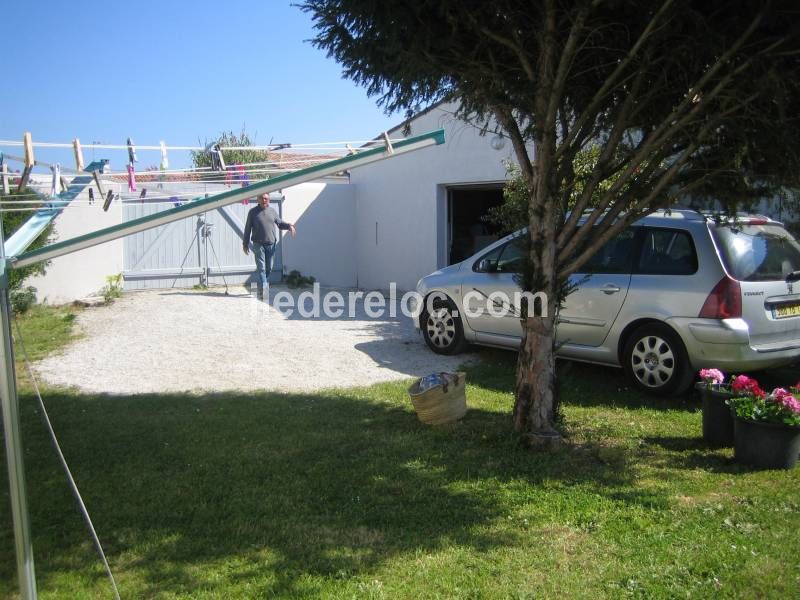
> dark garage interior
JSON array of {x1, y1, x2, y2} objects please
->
[{"x1": 447, "y1": 185, "x2": 505, "y2": 264}]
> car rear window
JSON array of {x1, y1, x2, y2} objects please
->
[{"x1": 711, "y1": 224, "x2": 800, "y2": 282}]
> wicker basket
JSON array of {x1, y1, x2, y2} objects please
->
[{"x1": 408, "y1": 372, "x2": 467, "y2": 425}]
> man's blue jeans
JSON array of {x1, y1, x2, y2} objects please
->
[{"x1": 252, "y1": 241, "x2": 276, "y2": 297}]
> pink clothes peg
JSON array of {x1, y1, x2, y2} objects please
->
[{"x1": 127, "y1": 163, "x2": 137, "y2": 192}]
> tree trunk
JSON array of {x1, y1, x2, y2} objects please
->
[
  {"x1": 512, "y1": 165, "x2": 562, "y2": 446},
  {"x1": 511, "y1": 0, "x2": 563, "y2": 446},
  {"x1": 512, "y1": 311, "x2": 561, "y2": 446}
]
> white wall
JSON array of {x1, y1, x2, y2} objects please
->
[
  {"x1": 350, "y1": 102, "x2": 516, "y2": 291},
  {"x1": 280, "y1": 181, "x2": 356, "y2": 287},
  {"x1": 27, "y1": 182, "x2": 124, "y2": 304}
]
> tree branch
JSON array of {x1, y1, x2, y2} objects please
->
[
  {"x1": 494, "y1": 106, "x2": 534, "y2": 182},
  {"x1": 557, "y1": 0, "x2": 677, "y2": 158},
  {"x1": 544, "y1": 2, "x2": 591, "y2": 128}
]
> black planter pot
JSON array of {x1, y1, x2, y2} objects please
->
[
  {"x1": 733, "y1": 418, "x2": 800, "y2": 470},
  {"x1": 698, "y1": 385, "x2": 735, "y2": 447}
]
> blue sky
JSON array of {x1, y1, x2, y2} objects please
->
[{"x1": 0, "y1": 1, "x2": 400, "y2": 169}]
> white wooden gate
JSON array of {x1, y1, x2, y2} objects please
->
[{"x1": 123, "y1": 199, "x2": 284, "y2": 290}]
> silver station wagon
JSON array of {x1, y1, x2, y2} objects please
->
[{"x1": 415, "y1": 210, "x2": 800, "y2": 395}]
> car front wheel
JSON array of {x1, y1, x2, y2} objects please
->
[
  {"x1": 420, "y1": 297, "x2": 466, "y2": 355},
  {"x1": 623, "y1": 323, "x2": 693, "y2": 396}
]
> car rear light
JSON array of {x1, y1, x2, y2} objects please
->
[
  {"x1": 699, "y1": 276, "x2": 742, "y2": 319},
  {"x1": 743, "y1": 217, "x2": 769, "y2": 225}
]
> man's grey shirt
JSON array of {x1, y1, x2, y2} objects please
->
[{"x1": 243, "y1": 205, "x2": 290, "y2": 246}]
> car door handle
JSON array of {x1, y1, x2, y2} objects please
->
[{"x1": 601, "y1": 284, "x2": 621, "y2": 294}]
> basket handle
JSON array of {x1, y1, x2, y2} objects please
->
[{"x1": 440, "y1": 371, "x2": 459, "y2": 393}]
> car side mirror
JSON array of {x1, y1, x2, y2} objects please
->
[{"x1": 478, "y1": 258, "x2": 498, "y2": 273}]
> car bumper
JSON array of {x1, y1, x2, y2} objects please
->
[{"x1": 668, "y1": 317, "x2": 800, "y2": 371}]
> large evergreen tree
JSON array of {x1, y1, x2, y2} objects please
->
[{"x1": 301, "y1": 0, "x2": 800, "y2": 444}]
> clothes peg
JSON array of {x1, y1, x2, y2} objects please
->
[
  {"x1": 17, "y1": 132, "x2": 34, "y2": 192},
  {"x1": 236, "y1": 163, "x2": 249, "y2": 188},
  {"x1": 159, "y1": 141, "x2": 169, "y2": 170},
  {"x1": 50, "y1": 163, "x2": 62, "y2": 197},
  {"x1": 127, "y1": 137, "x2": 137, "y2": 164},
  {"x1": 103, "y1": 189, "x2": 114, "y2": 211},
  {"x1": 88, "y1": 188, "x2": 95, "y2": 205},
  {"x1": 73, "y1": 139, "x2": 85, "y2": 171},
  {"x1": 139, "y1": 188, "x2": 147, "y2": 202},
  {"x1": 210, "y1": 143, "x2": 226, "y2": 172},
  {"x1": 382, "y1": 131, "x2": 394, "y2": 154},
  {"x1": 23, "y1": 132, "x2": 34, "y2": 168},
  {"x1": 85, "y1": 159, "x2": 109, "y2": 197},
  {"x1": 127, "y1": 163, "x2": 137, "y2": 192},
  {"x1": 0, "y1": 154, "x2": 8, "y2": 195}
]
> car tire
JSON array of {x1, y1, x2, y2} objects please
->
[
  {"x1": 420, "y1": 296, "x2": 466, "y2": 355},
  {"x1": 623, "y1": 323, "x2": 693, "y2": 396}
]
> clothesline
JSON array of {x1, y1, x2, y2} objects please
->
[
  {"x1": 0, "y1": 138, "x2": 397, "y2": 151},
  {"x1": 2, "y1": 154, "x2": 354, "y2": 178},
  {"x1": 0, "y1": 192, "x2": 279, "y2": 211}
]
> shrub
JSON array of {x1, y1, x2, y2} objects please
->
[
  {"x1": 285, "y1": 270, "x2": 315, "y2": 288},
  {"x1": 10, "y1": 286, "x2": 37, "y2": 314}
]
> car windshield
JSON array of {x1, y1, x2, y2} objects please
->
[{"x1": 711, "y1": 223, "x2": 800, "y2": 282}]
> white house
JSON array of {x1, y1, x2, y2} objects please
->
[
  {"x1": 27, "y1": 101, "x2": 516, "y2": 302},
  {"x1": 348, "y1": 101, "x2": 516, "y2": 291}
]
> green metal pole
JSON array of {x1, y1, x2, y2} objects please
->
[{"x1": 0, "y1": 217, "x2": 37, "y2": 599}]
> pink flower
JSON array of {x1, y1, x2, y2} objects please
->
[
  {"x1": 772, "y1": 388, "x2": 800, "y2": 414},
  {"x1": 783, "y1": 396, "x2": 800, "y2": 414},
  {"x1": 772, "y1": 388, "x2": 792, "y2": 401},
  {"x1": 731, "y1": 375, "x2": 766, "y2": 398},
  {"x1": 699, "y1": 368, "x2": 724, "y2": 384},
  {"x1": 731, "y1": 375, "x2": 755, "y2": 393}
]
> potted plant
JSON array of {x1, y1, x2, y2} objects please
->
[
  {"x1": 696, "y1": 368, "x2": 735, "y2": 447},
  {"x1": 728, "y1": 376, "x2": 800, "y2": 470}
]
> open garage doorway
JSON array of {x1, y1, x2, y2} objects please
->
[{"x1": 447, "y1": 185, "x2": 505, "y2": 265}]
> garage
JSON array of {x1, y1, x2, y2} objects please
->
[{"x1": 446, "y1": 184, "x2": 504, "y2": 265}]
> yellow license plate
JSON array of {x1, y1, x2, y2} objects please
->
[{"x1": 775, "y1": 303, "x2": 800, "y2": 319}]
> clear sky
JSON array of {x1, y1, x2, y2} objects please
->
[{"x1": 0, "y1": 1, "x2": 401, "y2": 169}]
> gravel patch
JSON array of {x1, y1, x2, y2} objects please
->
[{"x1": 34, "y1": 287, "x2": 477, "y2": 395}]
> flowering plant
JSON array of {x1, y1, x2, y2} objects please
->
[
  {"x1": 698, "y1": 368, "x2": 725, "y2": 387},
  {"x1": 727, "y1": 375, "x2": 800, "y2": 427}
]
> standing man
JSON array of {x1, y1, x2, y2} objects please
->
[{"x1": 243, "y1": 193, "x2": 296, "y2": 299}]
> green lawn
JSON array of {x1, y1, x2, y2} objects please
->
[{"x1": 1, "y1": 307, "x2": 799, "y2": 598}]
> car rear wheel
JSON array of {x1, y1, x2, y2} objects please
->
[
  {"x1": 421, "y1": 297, "x2": 466, "y2": 355},
  {"x1": 623, "y1": 323, "x2": 693, "y2": 396}
]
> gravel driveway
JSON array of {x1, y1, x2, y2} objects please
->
[{"x1": 35, "y1": 287, "x2": 476, "y2": 395}]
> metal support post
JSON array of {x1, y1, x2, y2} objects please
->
[{"x1": 0, "y1": 217, "x2": 37, "y2": 599}]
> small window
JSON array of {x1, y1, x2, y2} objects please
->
[
  {"x1": 497, "y1": 239, "x2": 526, "y2": 273},
  {"x1": 473, "y1": 244, "x2": 503, "y2": 272},
  {"x1": 473, "y1": 238, "x2": 526, "y2": 273},
  {"x1": 637, "y1": 228, "x2": 698, "y2": 275},
  {"x1": 579, "y1": 228, "x2": 636, "y2": 274}
]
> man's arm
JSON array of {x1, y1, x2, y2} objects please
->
[
  {"x1": 275, "y1": 215, "x2": 297, "y2": 236},
  {"x1": 242, "y1": 210, "x2": 252, "y2": 254}
]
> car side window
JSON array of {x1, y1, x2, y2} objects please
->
[
  {"x1": 497, "y1": 239, "x2": 526, "y2": 273},
  {"x1": 473, "y1": 238, "x2": 526, "y2": 273},
  {"x1": 473, "y1": 244, "x2": 504, "y2": 272},
  {"x1": 579, "y1": 228, "x2": 636, "y2": 274},
  {"x1": 637, "y1": 228, "x2": 698, "y2": 275}
]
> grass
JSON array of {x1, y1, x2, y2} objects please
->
[
  {"x1": 0, "y1": 307, "x2": 798, "y2": 598},
  {"x1": 11, "y1": 304, "x2": 81, "y2": 363}
]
